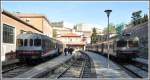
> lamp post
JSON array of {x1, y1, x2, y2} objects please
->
[{"x1": 104, "y1": 9, "x2": 112, "y2": 69}]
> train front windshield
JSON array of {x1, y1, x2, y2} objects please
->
[
  {"x1": 117, "y1": 40, "x2": 127, "y2": 47},
  {"x1": 17, "y1": 39, "x2": 41, "y2": 47},
  {"x1": 128, "y1": 41, "x2": 139, "y2": 47},
  {"x1": 17, "y1": 39, "x2": 23, "y2": 47}
]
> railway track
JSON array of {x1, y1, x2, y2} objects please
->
[
  {"x1": 2, "y1": 62, "x2": 34, "y2": 78},
  {"x1": 115, "y1": 58, "x2": 148, "y2": 78},
  {"x1": 2, "y1": 62, "x2": 27, "y2": 74},
  {"x1": 121, "y1": 64, "x2": 148, "y2": 78},
  {"x1": 91, "y1": 51, "x2": 148, "y2": 78},
  {"x1": 57, "y1": 53, "x2": 92, "y2": 78},
  {"x1": 43, "y1": 52, "x2": 96, "y2": 78},
  {"x1": 132, "y1": 60, "x2": 148, "y2": 72}
]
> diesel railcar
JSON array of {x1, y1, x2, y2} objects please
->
[
  {"x1": 86, "y1": 37, "x2": 140, "y2": 59},
  {"x1": 16, "y1": 33, "x2": 63, "y2": 62}
]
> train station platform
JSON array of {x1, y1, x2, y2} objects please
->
[
  {"x1": 16, "y1": 54, "x2": 74, "y2": 78},
  {"x1": 82, "y1": 51, "x2": 131, "y2": 78}
]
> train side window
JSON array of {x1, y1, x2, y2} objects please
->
[
  {"x1": 113, "y1": 44, "x2": 115, "y2": 49},
  {"x1": 34, "y1": 39, "x2": 41, "y2": 46},
  {"x1": 110, "y1": 44, "x2": 113, "y2": 48},
  {"x1": 24, "y1": 39, "x2": 28, "y2": 46},
  {"x1": 128, "y1": 41, "x2": 139, "y2": 47},
  {"x1": 17, "y1": 39, "x2": 23, "y2": 47},
  {"x1": 42, "y1": 39, "x2": 45, "y2": 48},
  {"x1": 30, "y1": 39, "x2": 33, "y2": 46}
]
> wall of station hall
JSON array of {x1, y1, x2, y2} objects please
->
[
  {"x1": 19, "y1": 16, "x2": 53, "y2": 38},
  {"x1": 1, "y1": 11, "x2": 42, "y2": 61}
]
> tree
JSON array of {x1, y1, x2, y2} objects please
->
[
  {"x1": 103, "y1": 23, "x2": 116, "y2": 34},
  {"x1": 142, "y1": 14, "x2": 148, "y2": 23},
  {"x1": 53, "y1": 29, "x2": 57, "y2": 38},
  {"x1": 131, "y1": 10, "x2": 142, "y2": 25},
  {"x1": 91, "y1": 27, "x2": 97, "y2": 44},
  {"x1": 115, "y1": 23, "x2": 125, "y2": 38}
]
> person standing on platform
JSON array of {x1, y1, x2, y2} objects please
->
[
  {"x1": 69, "y1": 48, "x2": 74, "y2": 55},
  {"x1": 68, "y1": 47, "x2": 70, "y2": 55},
  {"x1": 64, "y1": 48, "x2": 68, "y2": 56}
]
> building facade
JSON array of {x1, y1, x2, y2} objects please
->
[
  {"x1": 74, "y1": 23, "x2": 103, "y2": 44},
  {"x1": 51, "y1": 21, "x2": 72, "y2": 38},
  {"x1": 51, "y1": 21, "x2": 64, "y2": 28},
  {"x1": 1, "y1": 10, "x2": 42, "y2": 61},
  {"x1": 16, "y1": 13, "x2": 53, "y2": 37},
  {"x1": 74, "y1": 23, "x2": 94, "y2": 32},
  {"x1": 75, "y1": 31, "x2": 92, "y2": 44},
  {"x1": 53, "y1": 27, "x2": 72, "y2": 38},
  {"x1": 57, "y1": 33, "x2": 85, "y2": 51}
]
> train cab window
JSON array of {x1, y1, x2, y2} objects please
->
[
  {"x1": 128, "y1": 41, "x2": 139, "y2": 47},
  {"x1": 17, "y1": 39, "x2": 23, "y2": 47},
  {"x1": 24, "y1": 39, "x2": 28, "y2": 46},
  {"x1": 117, "y1": 41, "x2": 127, "y2": 47},
  {"x1": 34, "y1": 39, "x2": 41, "y2": 46},
  {"x1": 30, "y1": 39, "x2": 33, "y2": 46}
]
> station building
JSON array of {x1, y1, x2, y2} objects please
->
[
  {"x1": 51, "y1": 21, "x2": 92, "y2": 50},
  {"x1": 16, "y1": 13, "x2": 53, "y2": 37},
  {"x1": 57, "y1": 33, "x2": 85, "y2": 51},
  {"x1": 1, "y1": 10, "x2": 53, "y2": 61}
]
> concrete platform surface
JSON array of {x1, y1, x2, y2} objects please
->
[
  {"x1": 83, "y1": 51, "x2": 131, "y2": 78},
  {"x1": 16, "y1": 54, "x2": 73, "y2": 78}
]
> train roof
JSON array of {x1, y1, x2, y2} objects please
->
[
  {"x1": 116, "y1": 37, "x2": 139, "y2": 41},
  {"x1": 17, "y1": 33, "x2": 64, "y2": 44},
  {"x1": 17, "y1": 33, "x2": 41, "y2": 39},
  {"x1": 17, "y1": 33, "x2": 52, "y2": 40}
]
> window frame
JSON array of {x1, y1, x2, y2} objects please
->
[
  {"x1": 3, "y1": 24, "x2": 15, "y2": 43},
  {"x1": 24, "y1": 39, "x2": 28, "y2": 46},
  {"x1": 29, "y1": 39, "x2": 33, "y2": 46},
  {"x1": 34, "y1": 39, "x2": 41, "y2": 46}
]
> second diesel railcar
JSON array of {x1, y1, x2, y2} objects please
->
[{"x1": 86, "y1": 37, "x2": 140, "y2": 59}]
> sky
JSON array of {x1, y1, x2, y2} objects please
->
[{"x1": 1, "y1": 1, "x2": 149, "y2": 29}]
